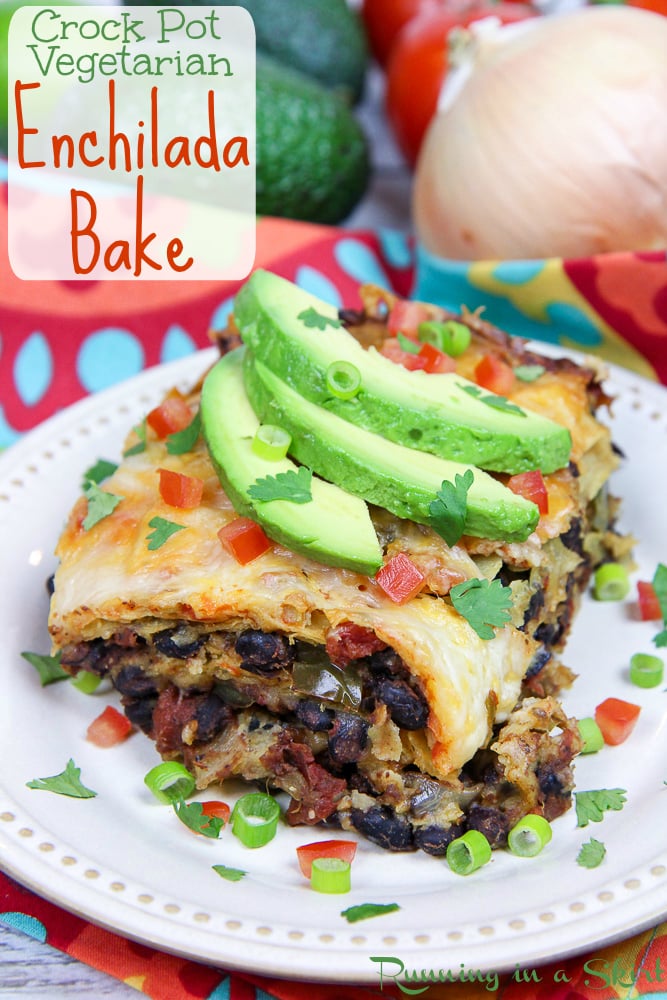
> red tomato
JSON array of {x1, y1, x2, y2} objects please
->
[
  {"x1": 626, "y1": 0, "x2": 667, "y2": 13},
  {"x1": 147, "y1": 392, "x2": 193, "y2": 439},
  {"x1": 201, "y1": 801, "x2": 231, "y2": 825},
  {"x1": 387, "y1": 299, "x2": 432, "y2": 338},
  {"x1": 474, "y1": 354, "x2": 516, "y2": 396},
  {"x1": 637, "y1": 581, "x2": 662, "y2": 621},
  {"x1": 418, "y1": 342, "x2": 457, "y2": 373},
  {"x1": 158, "y1": 468, "x2": 204, "y2": 509},
  {"x1": 380, "y1": 338, "x2": 430, "y2": 371},
  {"x1": 86, "y1": 705, "x2": 133, "y2": 748},
  {"x1": 218, "y1": 517, "x2": 271, "y2": 565},
  {"x1": 361, "y1": 0, "x2": 439, "y2": 65},
  {"x1": 296, "y1": 839, "x2": 358, "y2": 878},
  {"x1": 507, "y1": 470, "x2": 549, "y2": 515},
  {"x1": 594, "y1": 697, "x2": 641, "y2": 746},
  {"x1": 386, "y1": 3, "x2": 536, "y2": 165},
  {"x1": 375, "y1": 552, "x2": 426, "y2": 604}
]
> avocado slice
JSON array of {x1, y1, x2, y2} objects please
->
[
  {"x1": 234, "y1": 270, "x2": 572, "y2": 475},
  {"x1": 200, "y1": 349, "x2": 383, "y2": 575},
  {"x1": 243, "y1": 353, "x2": 540, "y2": 543}
]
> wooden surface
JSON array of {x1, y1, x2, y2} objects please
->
[{"x1": 0, "y1": 65, "x2": 411, "y2": 999}]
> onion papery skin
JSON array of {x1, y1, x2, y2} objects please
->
[{"x1": 413, "y1": 7, "x2": 667, "y2": 261}]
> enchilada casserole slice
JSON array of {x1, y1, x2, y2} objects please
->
[{"x1": 47, "y1": 275, "x2": 630, "y2": 855}]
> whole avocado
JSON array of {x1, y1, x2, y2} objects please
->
[{"x1": 256, "y1": 56, "x2": 369, "y2": 224}]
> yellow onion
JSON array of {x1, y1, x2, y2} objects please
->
[{"x1": 413, "y1": 6, "x2": 667, "y2": 260}]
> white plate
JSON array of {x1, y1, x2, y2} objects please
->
[{"x1": 1, "y1": 348, "x2": 666, "y2": 985}]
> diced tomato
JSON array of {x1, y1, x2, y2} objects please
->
[
  {"x1": 507, "y1": 470, "x2": 549, "y2": 515},
  {"x1": 474, "y1": 354, "x2": 516, "y2": 396},
  {"x1": 296, "y1": 839, "x2": 358, "y2": 879},
  {"x1": 201, "y1": 801, "x2": 231, "y2": 825},
  {"x1": 86, "y1": 705, "x2": 133, "y2": 748},
  {"x1": 375, "y1": 552, "x2": 425, "y2": 604},
  {"x1": 158, "y1": 468, "x2": 204, "y2": 509},
  {"x1": 218, "y1": 517, "x2": 271, "y2": 565},
  {"x1": 637, "y1": 581, "x2": 662, "y2": 621},
  {"x1": 418, "y1": 342, "x2": 457, "y2": 374},
  {"x1": 380, "y1": 338, "x2": 430, "y2": 371},
  {"x1": 147, "y1": 392, "x2": 193, "y2": 439},
  {"x1": 594, "y1": 697, "x2": 641, "y2": 746},
  {"x1": 387, "y1": 299, "x2": 431, "y2": 338}
]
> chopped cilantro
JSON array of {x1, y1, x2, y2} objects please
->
[
  {"x1": 173, "y1": 800, "x2": 224, "y2": 839},
  {"x1": 459, "y1": 382, "x2": 527, "y2": 417},
  {"x1": 81, "y1": 459, "x2": 118, "y2": 488},
  {"x1": 298, "y1": 307, "x2": 342, "y2": 331},
  {"x1": 575, "y1": 788, "x2": 627, "y2": 827},
  {"x1": 247, "y1": 467, "x2": 313, "y2": 504},
  {"x1": 449, "y1": 577, "x2": 513, "y2": 640},
  {"x1": 146, "y1": 516, "x2": 186, "y2": 551},
  {"x1": 428, "y1": 470, "x2": 473, "y2": 547},
  {"x1": 123, "y1": 419, "x2": 147, "y2": 457},
  {"x1": 166, "y1": 411, "x2": 201, "y2": 456},
  {"x1": 652, "y1": 563, "x2": 667, "y2": 648},
  {"x1": 26, "y1": 759, "x2": 97, "y2": 799},
  {"x1": 82, "y1": 481, "x2": 123, "y2": 531},
  {"x1": 21, "y1": 650, "x2": 69, "y2": 686},
  {"x1": 212, "y1": 864, "x2": 247, "y2": 882},
  {"x1": 396, "y1": 332, "x2": 421, "y2": 355},
  {"x1": 514, "y1": 364, "x2": 546, "y2": 382},
  {"x1": 577, "y1": 838, "x2": 606, "y2": 869},
  {"x1": 341, "y1": 903, "x2": 400, "y2": 924}
]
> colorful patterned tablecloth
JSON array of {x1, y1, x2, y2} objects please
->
[{"x1": 1, "y1": 199, "x2": 667, "y2": 997}]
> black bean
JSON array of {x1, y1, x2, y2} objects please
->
[
  {"x1": 153, "y1": 626, "x2": 205, "y2": 659},
  {"x1": 537, "y1": 766, "x2": 566, "y2": 799},
  {"x1": 193, "y1": 694, "x2": 233, "y2": 743},
  {"x1": 533, "y1": 621, "x2": 563, "y2": 648},
  {"x1": 294, "y1": 699, "x2": 335, "y2": 733},
  {"x1": 61, "y1": 640, "x2": 107, "y2": 676},
  {"x1": 522, "y1": 588, "x2": 545, "y2": 628},
  {"x1": 327, "y1": 714, "x2": 368, "y2": 764},
  {"x1": 525, "y1": 646, "x2": 552, "y2": 680},
  {"x1": 113, "y1": 665, "x2": 159, "y2": 698},
  {"x1": 560, "y1": 517, "x2": 584, "y2": 554},
  {"x1": 467, "y1": 804, "x2": 509, "y2": 848},
  {"x1": 45, "y1": 573, "x2": 55, "y2": 596},
  {"x1": 368, "y1": 648, "x2": 404, "y2": 676},
  {"x1": 351, "y1": 805, "x2": 414, "y2": 851},
  {"x1": 123, "y1": 698, "x2": 156, "y2": 734},
  {"x1": 414, "y1": 822, "x2": 465, "y2": 856},
  {"x1": 235, "y1": 630, "x2": 294, "y2": 674},
  {"x1": 374, "y1": 677, "x2": 429, "y2": 730}
]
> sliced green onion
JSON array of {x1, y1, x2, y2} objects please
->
[
  {"x1": 446, "y1": 830, "x2": 491, "y2": 875},
  {"x1": 310, "y1": 857, "x2": 351, "y2": 894},
  {"x1": 70, "y1": 670, "x2": 101, "y2": 694},
  {"x1": 629, "y1": 652, "x2": 664, "y2": 688},
  {"x1": 418, "y1": 320, "x2": 471, "y2": 357},
  {"x1": 577, "y1": 716, "x2": 604, "y2": 754},
  {"x1": 326, "y1": 361, "x2": 361, "y2": 400},
  {"x1": 144, "y1": 762, "x2": 196, "y2": 804},
  {"x1": 251, "y1": 424, "x2": 291, "y2": 461},
  {"x1": 593, "y1": 563, "x2": 630, "y2": 601},
  {"x1": 231, "y1": 792, "x2": 280, "y2": 848},
  {"x1": 507, "y1": 815, "x2": 552, "y2": 857}
]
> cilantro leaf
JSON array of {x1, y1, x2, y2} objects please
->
[
  {"x1": 146, "y1": 516, "x2": 186, "y2": 551},
  {"x1": 212, "y1": 864, "x2": 247, "y2": 882},
  {"x1": 341, "y1": 903, "x2": 400, "y2": 924},
  {"x1": 82, "y1": 481, "x2": 123, "y2": 531},
  {"x1": 21, "y1": 650, "x2": 69, "y2": 686},
  {"x1": 81, "y1": 459, "x2": 118, "y2": 488},
  {"x1": 428, "y1": 470, "x2": 473, "y2": 547},
  {"x1": 459, "y1": 382, "x2": 527, "y2": 417},
  {"x1": 514, "y1": 364, "x2": 546, "y2": 383},
  {"x1": 397, "y1": 332, "x2": 421, "y2": 355},
  {"x1": 173, "y1": 800, "x2": 224, "y2": 839},
  {"x1": 298, "y1": 307, "x2": 342, "y2": 331},
  {"x1": 654, "y1": 629, "x2": 667, "y2": 648},
  {"x1": 449, "y1": 577, "x2": 513, "y2": 640},
  {"x1": 166, "y1": 411, "x2": 201, "y2": 456},
  {"x1": 26, "y1": 759, "x2": 97, "y2": 799},
  {"x1": 247, "y1": 467, "x2": 313, "y2": 504},
  {"x1": 575, "y1": 788, "x2": 627, "y2": 827},
  {"x1": 577, "y1": 838, "x2": 606, "y2": 869},
  {"x1": 123, "y1": 419, "x2": 147, "y2": 457},
  {"x1": 652, "y1": 563, "x2": 667, "y2": 647}
]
